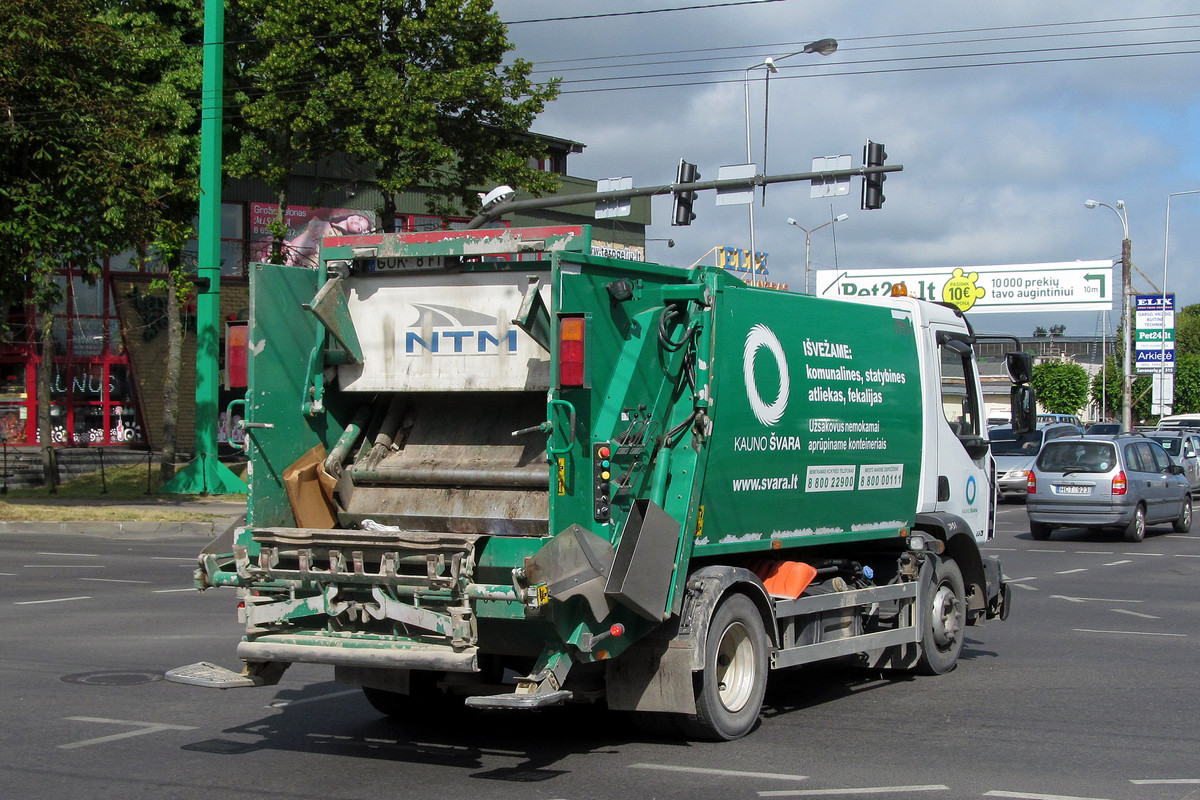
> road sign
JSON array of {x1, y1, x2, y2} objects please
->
[
  {"x1": 815, "y1": 261, "x2": 1113, "y2": 314},
  {"x1": 595, "y1": 177, "x2": 632, "y2": 218},
  {"x1": 716, "y1": 164, "x2": 755, "y2": 206},
  {"x1": 810, "y1": 155, "x2": 852, "y2": 198}
]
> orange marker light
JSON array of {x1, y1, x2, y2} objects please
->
[{"x1": 559, "y1": 316, "x2": 586, "y2": 386}]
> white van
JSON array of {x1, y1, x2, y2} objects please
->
[{"x1": 1157, "y1": 413, "x2": 1200, "y2": 431}]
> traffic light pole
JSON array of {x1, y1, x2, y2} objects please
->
[{"x1": 465, "y1": 165, "x2": 902, "y2": 229}]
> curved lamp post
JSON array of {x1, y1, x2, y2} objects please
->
[
  {"x1": 1085, "y1": 199, "x2": 1131, "y2": 430},
  {"x1": 787, "y1": 214, "x2": 848, "y2": 295}
]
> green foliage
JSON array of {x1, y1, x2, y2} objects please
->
[
  {"x1": 0, "y1": 0, "x2": 199, "y2": 310},
  {"x1": 1032, "y1": 360, "x2": 1089, "y2": 414},
  {"x1": 226, "y1": 0, "x2": 560, "y2": 234},
  {"x1": 1176, "y1": 303, "x2": 1200, "y2": 358},
  {"x1": 1089, "y1": 356, "x2": 1153, "y2": 422},
  {"x1": 1172, "y1": 353, "x2": 1200, "y2": 414}
]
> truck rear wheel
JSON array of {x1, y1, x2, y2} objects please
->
[
  {"x1": 683, "y1": 593, "x2": 768, "y2": 741},
  {"x1": 916, "y1": 557, "x2": 965, "y2": 676},
  {"x1": 361, "y1": 672, "x2": 460, "y2": 718}
]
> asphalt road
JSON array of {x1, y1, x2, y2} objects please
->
[{"x1": 2, "y1": 506, "x2": 1198, "y2": 800}]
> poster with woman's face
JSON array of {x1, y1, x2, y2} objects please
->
[{"x1": 249, "y1": 204, "x2": 376, "y2": 267}]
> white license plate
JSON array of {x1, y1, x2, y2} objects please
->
[
  {"x1": 368, "y1": 255, "x2": 445, "y2": 271},
  {"x1": 1054, "y1": 484, "x2": 1090, "y2": 495}
]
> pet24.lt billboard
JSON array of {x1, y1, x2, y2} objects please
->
[{"x1": 815, "y1": 261, "x2": 1113, "y2": 314}]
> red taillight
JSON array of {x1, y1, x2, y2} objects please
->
[
  {"x1": 1112, "y1": 470, "x2": 1127, "y2": 495},
  {"x1": 558, "y1": 316, "x2": 585, "y2": 386},
  {"x1": 1026, "y1": 471, "x2": 1037, "y2": 494}
]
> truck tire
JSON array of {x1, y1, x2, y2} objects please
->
[
  {"x1": 361, "y1": 672, "x2": 460, "y2": 718},
  {"x1": 1173, "y1": 496, "x2": 1193, "y2": 533},
  {"x1": 916, "y1": 557, "x2": 966, "y2": 676},
  {"x1": 683, "y1": 593, "x2": 768, "y2": 741},
  {"x1": 1123, "y1": 504, "x2": 1146, "y2": 543}
]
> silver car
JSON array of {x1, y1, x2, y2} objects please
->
[
  {"x1": 1145, "y1": 431, "x2": 1200, "y2": 491},
  {"x1": 1026, "y1": 435, "x2": 1192, "y2": 542},
  {"x1": 990, "y1": 423, "x2": 1084, "y2": 501}
]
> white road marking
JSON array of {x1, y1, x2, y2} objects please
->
[
  {"x1": 59, "y1": 716, "x2": 197, "y2": 749},
  {"x1": 1074, "y1": 629, "x2": 1185, "y2": 637},
  {"x1": 1177, "y1": 554, "x2": 1200, "y2": 558},
  {"x1": 1029, "y1": 549, "x2": 1066, "y2": 553},
  {"x1": 79, "y1": 578, "x2": 151, "y2": 584},
  {"x1": 1112, "y1": 608, "x2": 1161, "y2": 620},
  {"x1": 629, "y1": 763, "x2": 808, "y2": 783},
  {"x1": 760, "y1": 785, "x2": 948, "y2": 797},
  {"x1": 14, "y1": 596, "x2": 91, "y2": 605},
  {"x1": 1121, "y1": 552, "x2": 1164, "y2": 557},
  {"x1": 985, "y1": 791, "x2": 1114, "y2": 800},
  {"x1": 1077, "y1": 551, "x2": 1113, "y2": 555},
  {"x1": 267, "y1": 688, "x2": 361, "y2": 708},
  {"x1": 1103, "y1": 560, "x2": 1132, "y2": 566},
  {"x1": 1004, "y1": 576, "x2": 1038, "y2": 582},
  {"x1": 1055, "y1": 568, "x2": 1088, "y2": 575},
  {"x1": 1011, "y1": 583, "x2": 1040, "y2": 591},
  {"x1": 37, "y1": 552, "x2": 99, "y2": 557},
  {"x1": 1051, "y1": 596, "x2": 1141, "y2": 603},
  {"x1": 24, "y1": 565, "x2": 105, "y2": 569},
  {"x1": 1130, "y1": 778, "x2": 1200, "y2": 784},
  {"x1": 151, "y1": 588, "x2": 196, "y2": 593}
]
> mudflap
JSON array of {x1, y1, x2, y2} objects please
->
[{"x1": 983, "y1": 555, "x2": 1011, "y2": 621}]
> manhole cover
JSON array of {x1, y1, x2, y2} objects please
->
[{"x1": 61, "y1": 670, "x2": 164, "y2": 686}]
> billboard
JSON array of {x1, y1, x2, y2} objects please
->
[{"x1": 815, "y1": 261, "x2": 1113, "y2": 314}]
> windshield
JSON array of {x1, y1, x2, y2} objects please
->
[
  {"x1": 1037, "y1": 441, "x2": 1116, "y2": 473},
  {"x1": 989, "y1": 428, "x2": 1044, "y2": 456},
  {"x1": 1148, "y1": 437, "x2": 1181, "y2": 456}
]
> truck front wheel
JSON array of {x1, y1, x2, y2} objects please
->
[
  {"x1": 683, "y1": 593, "x2": 769, "y2": 741},
  {"x1": 916, "y1": 557, "x2": 966, "y2": 676}
]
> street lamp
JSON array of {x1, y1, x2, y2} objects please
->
[
  {"x1": 743, "y1": 38, "x2": 838, "y2": 284},
  {"x1": 787, "y1": 214, "x2": 848, "y2": 295},
  {"x1": 1085, "y1": 199, "x2": 1132, "y2": 430}
]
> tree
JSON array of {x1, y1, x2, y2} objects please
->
[
  {"x1": 1176, "y1": 303, "x2": 1200, "y2": 357},
  {"x1": 1032, "y1": 360, "x2": 1089, "y2": 415},
  {"x1": 1090, "y1": 356, "x2": 1152, "y2": 424},
  {"x1": 0, "y1": 0, "x2": 184, "y2": 487},
  {"x1": 1173, "y1": 353, "x2": 1200, "y2": 414},
  {"x1": 225, "y1": 0, "x2": 560, "y2": 250},
  {"x1": 1033, "y1": 326, "x2": 1047, "y2": 337},
  {"x1": 93, "y1": 1, "x2": 203, "y2": 481}
]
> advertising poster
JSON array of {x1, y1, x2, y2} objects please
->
[{"x1": 250, "y1": 204, "x2": 375, "y2": 268}]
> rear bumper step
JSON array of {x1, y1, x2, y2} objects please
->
[
  {"x1": 465, "y1": 690, "x2": 573, "y2": 710},
  {"x1": 237, "y1": 638, "x2": 479, "y2": 672}
]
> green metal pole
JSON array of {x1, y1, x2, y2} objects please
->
[{"x1": 162, "y1": 0, "x2": 246, "y2": 494}]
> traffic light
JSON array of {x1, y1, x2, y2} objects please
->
[
  {"x1": 861, "y1": 140, "x2": 886, "y2": 210},
  {"x1": 672, "y1": 159, "x2": 699, "y2": 226}
]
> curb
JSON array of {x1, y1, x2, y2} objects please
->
[{"x1": 0, "y1": 518, "x2": 239, "y2": 538}]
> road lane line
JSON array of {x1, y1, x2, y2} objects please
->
[
  {"x1": 1078, "y1": 551, "x2": 1114, "y2": 555},
  {"x1": 80, "y1": 578, "x2": 151, "y2": 584},
  {"x1": 37, "y1": 552, "x2": 99, "y2": 557},
  {"x1": 267, "y1": 688, "x2": 361, "y2": 708},
  {"x1": 59, "y1": 716, "x2": 196, "y2": 750},
  {"x1": 24, "y1": 565, "x2": 105, "y2": 569},
  {"x1": 985, "y1": 791, "x2": 1114, "y2": 800},
  {"x1": 1029, "y1": 549, "x2": 1066, "y2": 553},
  {"x1": 760, "y1": 785, "x2": 948, "y2": 797},
  {"x1": 1055, "y1": 569, "x2": 1088, "y2": 574},
  {"x1": 1130, "y1": 778, "x2": 1200, "y2": 784},
  {"x1": 630, "y1": 763, "x2": 808, "y2": 783},
  {"x1": 15, "y1": 596, "x2": 91, "y2": 605},
  {"x1": 1074, "y1": 629, "x2": 1184, "y2": 637},
  {"x1": 1112, "y1": 608, "x2": 1160, "y2": 620},
  {"x1": 1103, "y1": 560, "x2": 1132, "y2": 566},
  {"x1": 1121, "y1": 552, "x2": 1164, "y2": 557},
  {"x1": 151, "y1": 588, "x2": 196, "y2": 593}
]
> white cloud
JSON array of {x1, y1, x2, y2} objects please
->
[{"x1": 493, "y1": 0, "x2": 1200, "y2": 322}]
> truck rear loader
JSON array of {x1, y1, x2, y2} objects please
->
[{"x1": 170, "y1": 224, "x2": 1032, "y2": 740}]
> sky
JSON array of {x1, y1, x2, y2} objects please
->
[{"x1": 489, "y1": 0, "x2": 1200, "y2": 339}]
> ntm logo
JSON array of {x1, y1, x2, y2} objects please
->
[{"x1": 405, "y1": 303, "x2": 517, "y2": 355}]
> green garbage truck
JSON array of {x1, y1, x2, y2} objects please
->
[{"x1": 169, "y1": 224, "x2": 1032, "y2": 740}]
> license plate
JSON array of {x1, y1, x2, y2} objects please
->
[
  {"x1": 1054, "y1": 484, "x2": 1090, "y2": 495},
  {"x1": 367, "y1": 255, "x2": 445, "y2": 272}
]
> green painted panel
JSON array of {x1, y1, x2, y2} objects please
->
[
  {"x1": 698, "y1": 288, "x2": 923, "y2": 551},
  {"x1": 245, "y1": 262, "x2": 328, "y2": 528}
]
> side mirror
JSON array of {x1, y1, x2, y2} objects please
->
[
  {"x1": 1010, "y1": 384, "x2": 1036, "y2": 434},
  {"x1": 1006, "y1": 351, "x2": 1034, "y2": 385}
]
